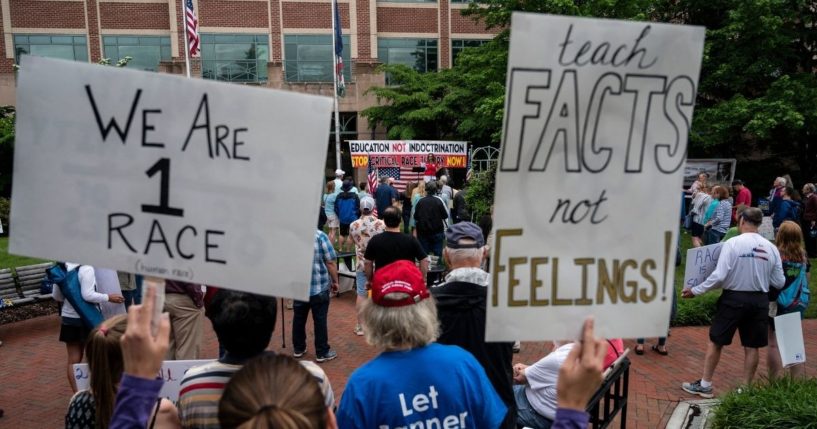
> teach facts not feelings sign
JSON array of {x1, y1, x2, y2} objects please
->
[
  {"x1": 487, "y1": 14, "x2": 705, "y2": 341},
  {"x1": 10, "y1": 56, "x2": 333, "y2": 301}
]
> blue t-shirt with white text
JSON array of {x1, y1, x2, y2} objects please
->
[{"x1": 336, "y1": 343, "x2": 507, "y2": 429}]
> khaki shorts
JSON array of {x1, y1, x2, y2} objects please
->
[{"x1": 326, "y1": 215, "x2": 339, "y2": 228}]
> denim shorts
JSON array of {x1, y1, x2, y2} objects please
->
[{"x1": 356, "y1": 271, "x2": 367, "y2": 296}]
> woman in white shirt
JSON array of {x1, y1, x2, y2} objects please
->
[{"x1": 52, "y1": 263, "x2": 124, "y2": 392}]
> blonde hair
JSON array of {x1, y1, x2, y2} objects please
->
[
  {"x1": 776, "y1": 221, "x2": 807, "y2": 262},
  {"x1": 361, "y1": 294, "x2": 439, "y2": 350},
  {"x1": 219, "y1": 354, "x2": 327, "y2": 429},
  {"x1": 86, "y1": 314, "x2": 128, "y2": 429},
  {"x1": 412, "y1": 181, "x2": 426, "y2": 199}
]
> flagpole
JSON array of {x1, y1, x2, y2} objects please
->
[
  {"x1": 331, "y1": 0, "x2": 342, "y2": 171},
  {"x1": 181, "y1": 0, "x2": 192, "y2": 78}
]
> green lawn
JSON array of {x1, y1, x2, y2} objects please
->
[{"x1": 0, "y1": 236, "x2": 50, "y2": 269}]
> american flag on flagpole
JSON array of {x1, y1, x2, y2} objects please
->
[
  {"x1": 333, "y1": 0, "x2": 345, "y2": 97},
  {"x1": 185, "y1": 0, "x2": 200, "y2": 58}
]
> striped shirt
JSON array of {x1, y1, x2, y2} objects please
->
[
  {"x1": 710, "y1": 200, "x2": 733, "y2": 233},
  {"x1": 178, "y1": 359, "x2": 334, "y2": 429}
]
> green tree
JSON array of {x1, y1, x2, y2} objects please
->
[
  {"x1": 363, "y1": 0, "x2": 817, "y2": 190},
  {"x1": 662, "y1": 0, "x2": 817, "y2": 186}
]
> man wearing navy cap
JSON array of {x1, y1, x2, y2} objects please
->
[{"x1": 431, "y1": 222, "x2": 516, "y2": 428}]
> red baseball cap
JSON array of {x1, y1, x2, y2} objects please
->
[{"x1": 371, "y1": 260, "x2": 429, "y2": 307}]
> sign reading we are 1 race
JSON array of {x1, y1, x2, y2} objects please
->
[
  {"x1": 10, "y1": 56, "x2": 333, "y2": 301},
  {"x1": 487, "y1": 14, "x2": 705, "y2": 341}
]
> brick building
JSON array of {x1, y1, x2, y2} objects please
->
[{"x1": 0, "y1": 0, "x2": 498, "y2": 171}]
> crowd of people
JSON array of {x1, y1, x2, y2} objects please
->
[
  {"x1": 17, "y1": 166, "x2": 810, "y2": 428},
  {"x1": 43, "y1": 162, "x2": 628, "y2": 428},
  {"x1": 680, "y1": 172, "x2": 811, "y2": 398}
]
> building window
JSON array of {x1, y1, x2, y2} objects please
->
[
  {"x1": 201, "y1": 34, "x2": 269, "y2": 83},
  {"x1": 377, "y1": 0, "x2": 435, "y2": 3},
  {"x1": 102, "y1": 36, "x2": 171, "y2": 72},
  {"x1": 378, "y1": 38, "x2": 438, "y2": 74},
  {"x1": 284, "y1": 35, "x2": 351, "y2": 83},
  {"x1": 451, "y1": 39, "x2": 489, "y2": 65},
  {"x1": 13, "y1": 35, "x2": 88, "y2": 63}
]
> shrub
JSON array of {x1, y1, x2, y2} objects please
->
[
  {"x1": 464, "y1": 162, "x2": 496, "y2": 221},
  {"x1": 0, "y1": 197, "x2": 8, "y2": 235},
  {"x1": 711, "y1": 377, "x2": 817, "y2": 429}
]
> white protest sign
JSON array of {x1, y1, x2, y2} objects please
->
[
  {"x1": 10, "y1": 56, "x2": 333, "y2": 300},
  {"x1": 759, "y1": 216, "x2": 775, "y2": 241},
  {"x1": 74, "y1": 360, "x2": 213, "y2": 401},
  {"x1": 774, "y1": 312, "x2": 806, "y2": 367},
  {"x1": 683, "y1": 243, "x2": 723, "y2": 290},
  {"x1": 488, "y1": 14, "x2": 705, "y2": 341}
]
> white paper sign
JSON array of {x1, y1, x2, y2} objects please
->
[
  {"x1": 759, "y1": 216, "x2": 775, "y2": 241},
  {"x1": 488, "y1": 14, "x2": 705, "y2": 341},
  {"x1": 74, "y1": 360, "x2": 213, "y2": 401},
  {"x1": 10, "y1": 56, "x2": 333, "y2": 300},
  {"x1": 683, "y1": 243, "x2": 723, "y2": 290},
  {"x1": 774, "y1": 312, "x2": 806, "y2": 367}
]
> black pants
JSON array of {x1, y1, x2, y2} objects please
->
[{"x1": 292, "y1": 290, "x2": 331, "y2": 356}]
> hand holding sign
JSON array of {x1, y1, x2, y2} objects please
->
[
  {"x1": 121, "y1": 284, "x2": 170, "y2": 380},
  {"x1": 488, "y1": 14, "x2": 705, "y2": 341},
  {"x1": 11, "y1": 56, "x2": 333, "y2": 300},
  {"x1": 557, "y1": 317, "x2": 608, "y2": 412}
]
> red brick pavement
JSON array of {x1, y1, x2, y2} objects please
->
[{"x1": 1, "y1": 294, "x2": 816, "y2": 428}]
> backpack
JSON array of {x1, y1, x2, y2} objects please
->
[
  {"x1": 336, "y1": 193, "x2": 359, "y2": 224},
  {"x1": 45, "y1": 263, "x2": 104, "y2": 329},
  {"x1": 777, "y1": 261, "x2": 810, "y2": 315}
]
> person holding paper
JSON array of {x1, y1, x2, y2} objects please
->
[
  {"x1": 682, "y1": 208, "x2": 785, "y2": 398},
  {"x1": 53, "y1": 263, "x2": 124, "y2": 392},
  {"x1": 767, "y1": 221, "x2": 808, "y2": 379},
  {"x1": 65, "y1": 314, "x2": 180, "y2": 429}
]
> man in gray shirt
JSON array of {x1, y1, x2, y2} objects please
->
[{"x1": 681, "y1": 207, "x2": 785, "y2": 398}]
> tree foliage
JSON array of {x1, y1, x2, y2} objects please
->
[{"x1": 362, "y1": 0, "x2": 817, "y2": 189}]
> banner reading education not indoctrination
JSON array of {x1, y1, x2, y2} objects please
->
[
  {"x1": 348, "y1": 140, "x2": 468, "y2": 169},
  {"x1": 487, "y1": 13, "x2": 705, "y2": 341}
]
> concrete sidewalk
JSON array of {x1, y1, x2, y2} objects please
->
[{"x1": 1, "y1": 293, "x2": 815, "y2": 428}]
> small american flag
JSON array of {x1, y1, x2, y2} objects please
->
[
  {"x1": 185, "y1": 0, "x2": 200, "y2": 58},
  {"x1": 367, "y1": 168, "x2": 379, "y2": 217}
]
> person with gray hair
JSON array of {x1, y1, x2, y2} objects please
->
[
  {"x1": 336, "y1": 260, "x2": 508, "y2": 428},
  {"x1": 432, "y1": 222, "x2": 516, "y2": 428},
  {"x1": 438, "y1": 175, "x2": 453, "y2": 200}
]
